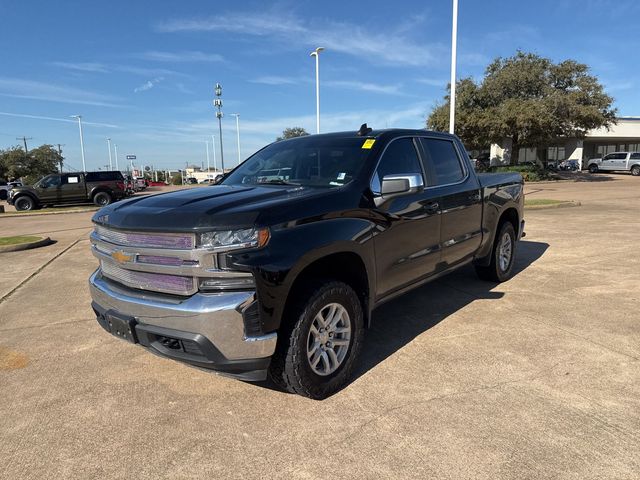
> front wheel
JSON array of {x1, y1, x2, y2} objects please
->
[
  {"x1": 269, "y1": 280, "x2": 364, "y2": 399},
  {"x1": 14, "y1": 196, "x2": 35, "y2": 211},
  {"x1": 475, "y1": 222, "x2": 517, "y2": 283},
  {"x1": 588, "y1": 164, "x2": 599, "y2": 174},
  {"x1": 631, "y1": 165, "x2": 640, "y2": 176}
]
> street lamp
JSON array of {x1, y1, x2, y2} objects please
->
[
  {"x1": 230, "y1": 113, "x2": 241, "y2": 165},
  {"x1": 310, "y1": 47, "x2": 324, "y2": 134},
  {"x1": 70, "y1": 115, "x2": 86, "y2": 171},
  {"x1": 213, "y1": 83, "x2": 225, "y2": 172},
  {"x1": 211, "y1": 135, "x2": 217, "y2": 172},
  {"x1": 107, "y1": 138, "x2": 113, "y2": 170},
  {"x1": 114, "y1": 144, "x2": 119, "y2": 171},
  {"x1": 449, "y1": 0, "x2": 458, "y2": 134},
  {"x1": 205, "y1": 140, "x2": 210, "y2": 172}
]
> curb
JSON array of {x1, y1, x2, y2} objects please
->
[
  {"x1": 525, "y1": 201, "x2": 581, "y2": 210},
  {"x1": 0, "y1": 207, "x2": 99, "y2": 218},
  {"x1": 0, "y1": 236, "x2": 53, "y2": 253}
]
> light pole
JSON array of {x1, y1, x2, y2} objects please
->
[
  {"x1": 71, "y1": 115, "x2": 86, "y2": 171},
  {"x1": 107, "y1": 138, "x2": 113, "y2": 170},
  {"x1": 449, "y1": 0, "x2": 458, "y2": 134},
  {"x1": 114, "y1": 144, "x2": 119, "y2": 171},
  {"x1": 205, "y1": 140, "x2": 210, "y2": 172},
  {"x1": 310, "y1": 47, "x2": 324, "y2": 134},
  {"x1": 230, "y1": 113, "x2": 241, "y2": 165},
  {"x1": 213, "y1": 83, "x2": 225, "y2": 172},
  {"x1": 211, "y1": 135, "x2": 217, "y2": 172}
]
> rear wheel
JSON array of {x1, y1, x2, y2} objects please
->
[
  {"x1": 93, "y1": 191, "x2": 112, "y2": 207},
  {"x1": 269, "y1": 280, "x2": 364, "y2": 399},
  {"x1": 588, "y1": 164, "x2": 599, "y2": 174},
  {"x1": 14, "y1": 196, "x2": 35, "y2": 211},
  {"x1": 631, "y1": 165, "x2": 640, "y2": 176},
  {"x1": 475, "y1": 222, "x2": 517, "y2": 283}
]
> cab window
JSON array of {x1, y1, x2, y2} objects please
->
[
  {"x1": 371, "y1": 138, "x2": 423, "y2": 194},
  {"x1": 419, "y1": 138, "x2": 465, "y2": 186},
  {"x1": 40, "y1": 174, "x2": 61, "y2": 187}
]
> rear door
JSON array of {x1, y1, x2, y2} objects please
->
[
  {"x1": 58, "y1": 173, "x2": 86, "y2": 202},
  {"x1": 418, "y1": 137, "x2": 483, "y2": 269},
  {"x1": 372, "y1": 137, "x2": 442, "y2": 298}
]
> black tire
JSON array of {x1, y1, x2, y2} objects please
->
[
  {"x1": 93, "y1": 191, "x2": 112, "y2": 207},
  {"x1": 14, "y1": 195, "x2": 35, "y2": 211},
  {"x1": 588, "y1": 164, "x2": 598, "y2": 174},
  {"x1": 475, "y1": 222, "x2": 517, "y2": 283},
  {"x1": 631, "y1": 165, "x2": 640, "y2": 176},
  {"x1": 269, "y1": 280, "x2": 364, "y2": 399}
]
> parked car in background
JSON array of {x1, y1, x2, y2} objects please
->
[
  {"x1": 187, "y1": 177, "x2": 198, "y2": 184},
  {"x1": 134, "y1": 178, "x2": 148, "y2": 191},
  {"x1": 7, "y1": 171, "x2": 127, "y2": 211},
  {"x1": 88, "y1": 126, "x2": 525, "y2": 399},
  {"x1": 0, "y1": 181, "x2": 22, "y2": 200},
  {"x1": 558, "y1": 160, "x2": 579, "y2": 171},
  {"x1": 588, "y1": 152, "x2": 640, "y2": 175}
]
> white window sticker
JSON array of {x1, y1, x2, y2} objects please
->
[
  {"x1": 337, "y1": 172, "x2": 346, "y2": 180},
  {"x1": 68, "y1": 176, "x2": 79, "y2": 184}
]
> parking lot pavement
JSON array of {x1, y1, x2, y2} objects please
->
[{"x1": 1, "y1": 179, "x2": 639, "y2": 479}]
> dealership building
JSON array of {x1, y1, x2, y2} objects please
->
[{"x1": 489, "y1": 117, "x2": 640, "y2": 168}]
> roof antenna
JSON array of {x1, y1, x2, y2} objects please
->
[{"x1": 357, "y1": 123, "x2": 372, "y2": 136}]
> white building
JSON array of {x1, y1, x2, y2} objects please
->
[{"x1": 489, "y1": 117, "x2": 640, "y2": 168}]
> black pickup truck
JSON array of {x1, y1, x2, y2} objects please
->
[
  {"x1": 89, "y1": 127, "x2": 524, "y2": 399},
  {"x1": 8, "y1": 171, "x2": 127, "y2": 211}
]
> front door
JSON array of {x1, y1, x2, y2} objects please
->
[
  {"x1": 35, "y1": 174, "x2": 62, "y2": 202},
  {"x1": 418, "y1": 137, "x2": 483, "y2": 269},
  {"x1": 372, "y1": 137, "x2": 441, "y2": 298}
]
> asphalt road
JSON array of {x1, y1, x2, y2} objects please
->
[{"x1": 1, "y1": 175, "x2": 638, "y2": 479}]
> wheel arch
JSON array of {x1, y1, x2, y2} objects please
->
[
  {"x1": 13, "y1": 192, "x2": 39, "y2": 207},
  {"x1": 283, "y1": 251, "x2": 372, "y2": 328}
]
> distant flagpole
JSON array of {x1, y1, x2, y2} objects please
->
[{"x1": 449, "y1": 0, "x2": 458, "y2": 134}]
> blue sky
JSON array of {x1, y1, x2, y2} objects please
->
[{"x1": 0, "y1": 0, "x2": 638, "y2": 171}]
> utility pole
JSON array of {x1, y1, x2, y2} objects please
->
[
  {"x1": 70, "y1": 115, "x2": 86, "y2": 171},
  {"x1": 211, "y1": 135, "x2": 217, "y2": 172},
  {"x1": 449, "y1": 0, "x2": 459, "y2": 134},
  {"x1": 107, "y1": 138, "x2": 113, "y2": 170},
  {"x1": 17, "y1": 136, "x2": 32, "y2": 152},
  {"x1": 57, "y1": 144, "x2": 65, "y2": 172},
  {"x1": 205, "y1": 140, "x2": 210, "y2": 172},
  {"x1": 310, "y1": 47, "x2": 325, "y2": 134},
  {"x1": 114, "y1": 144, "x2": 119, "y2": 171},
  {"x1": 213, "y1": 83, "x2": 225, "y2": 172},
  {"x1": 231, "y1": 113, "x2": 241, "y2": 165}
]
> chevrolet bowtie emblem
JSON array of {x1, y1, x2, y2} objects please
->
[{"x1": 111, "y1": 250, "x2": 134, "y2": 264}]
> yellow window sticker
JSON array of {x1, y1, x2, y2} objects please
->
[{"x1": 361, "y1": 139, "x2": 376, "y2": 149}]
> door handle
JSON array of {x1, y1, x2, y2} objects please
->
[{"x1": 425, "y1": 201, "x2": 439, "y2": 213}]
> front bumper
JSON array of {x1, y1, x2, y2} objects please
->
[{"x1": 89, "y1": 269, "x2": 277, "y2": 381}]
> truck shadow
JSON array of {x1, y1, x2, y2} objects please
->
[{"x1": 352, "y1": 239, "x2": 549, "y2": 382}]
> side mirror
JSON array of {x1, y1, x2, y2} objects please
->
[{"x1": 381, "y1": 174, "x2": 423, "y2": 196}]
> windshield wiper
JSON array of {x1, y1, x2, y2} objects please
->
[{"x1": 259, "y1": 179, "x2": 300, "y2": 186}]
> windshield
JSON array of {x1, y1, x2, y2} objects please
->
[{"x1": 221, "y1": 136, "x2": 373, "y2": 188}]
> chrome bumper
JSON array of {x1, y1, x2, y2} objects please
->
[{"x1": 88, "y1": 269, "x2": 276, "y2": 361}]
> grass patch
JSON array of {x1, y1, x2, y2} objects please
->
[
  {"x1": 490, "y1": 165, "x2": 555, "y2": 182},
  {"x1": 524, "y1": 199, "x2": 565, "y2": 206},
  {"x1": 0, "y1": 235, "x2": 43, "y2": 246}
]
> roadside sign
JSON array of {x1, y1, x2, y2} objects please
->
[{"x1": 126, "y1": 155, "x2": 136, "y2": 160}]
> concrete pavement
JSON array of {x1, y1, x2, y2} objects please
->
[{"x1": 0, "y1": 175, "x2": 638, "y2": 479}]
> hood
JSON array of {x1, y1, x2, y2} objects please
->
[{"x1": 93, "y1": 184, "x2": 329, "y2": 232}]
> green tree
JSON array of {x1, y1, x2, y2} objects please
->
[
  {"x1": 276, "y1": 127, "x2": 309, "y2": 141},
  {"x1": 0, "y1": 144, "x2": 62, "y2": 184},
  {"x1": 427, "y1": 51, "x2": 617, "y2": 164}
]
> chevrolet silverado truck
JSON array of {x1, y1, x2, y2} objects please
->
[
  {"x1": 587, "y1": 151, "x2": 640, "y2": 175},
  {"x1": 89, "y1": 126, "x2": 525, "y2": 399},
  {"x1": 8, "y1": 171, "x2": 127, "y2": 211}
]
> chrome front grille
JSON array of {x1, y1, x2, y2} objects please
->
[
  {"x1": 94, "y1": 225, "x2": 195, "y2": 250},
  {"x1": 101, "y1": 261, "x2": 196, "y2": 296}
]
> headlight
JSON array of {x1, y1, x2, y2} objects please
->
[{"x1": 198, "y1": 227, "x2": 270, "y2": 250}]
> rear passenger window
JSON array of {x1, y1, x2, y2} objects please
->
[
  {"x1": 630, "y1": 153, "x2": 640, "y2": 160},
  {"x1": 371, "y1": 138, "x2": 422, "y2": 193},
  {"x1": 419, "y1": 138, "x2": 464, "y2": 185}
]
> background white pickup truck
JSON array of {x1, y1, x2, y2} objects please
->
[{"x1": 588, "y1": 152, "x2": 640, "y2": 176}]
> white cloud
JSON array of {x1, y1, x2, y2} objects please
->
[
  {"x1": 49, "y1": 62, "x2": 109, "y2": 73},
  {"x1": 0, "y1": 111, "x2": 119, "y2": 128},
  {"x1": 416, "y1": 77, "x2": 447, "y2": 87},
  {"x1": 137, "y1": 50, "x2": 223, "y2": 62},
  {"x1": 156, "y1": 12, "x2": 443, "y2": 67},
  {"x1": 325, "y1": 80, "x2": 404, "y2": 95},
  {"x1": 134, "y1": 77, "x2": 164, "y2": 93},
  {"x1": 0, "y1": 77, "x2": 123, "y2": 107},
  {"x1": 250, "y1": 76, "x2": 302, "y2": 85}
]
